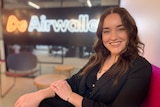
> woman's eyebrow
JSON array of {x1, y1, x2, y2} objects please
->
[
  {"x1": 117, "y1": 24, "x2": 124, "y2": 28},
  {"x1": 102, "y1": 27, "x2": 109, "y2": 30},
  {"x1": 102, "y1": 24, "x2": 124, "y2": 30}
]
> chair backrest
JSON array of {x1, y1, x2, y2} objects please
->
[
  {"x1": 141, "y1": 64, "x2": 160, "y2": 107},
  {"x1": 6, "y1": 52, "x2": 38, "y2": 71}
]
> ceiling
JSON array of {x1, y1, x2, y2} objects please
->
[{"x1": 2, "y1": 0, "x2": 120, "y2": 9}]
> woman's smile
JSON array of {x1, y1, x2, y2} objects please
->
[{"x1": 109, "y1": 41, "x2": 122, "y2": 46}]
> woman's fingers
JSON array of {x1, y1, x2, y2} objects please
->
[{"x1": 50, "y1": 80, "x2": 72, "y2": 101}]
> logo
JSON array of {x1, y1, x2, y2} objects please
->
[{"x1": 6, "y1": 15, "x2": 28, "y2": 32}]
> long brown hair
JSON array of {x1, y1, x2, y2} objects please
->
[{"x1": 80, "y1": 7, "x2": 144, "y2": 85}]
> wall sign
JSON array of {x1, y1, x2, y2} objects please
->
[
  {"x1": 6, "y1": 14, "x2": 98, "y2": 33},
  {"x1": 2, "y1": 6, "x2": 116, "y2": 47}
]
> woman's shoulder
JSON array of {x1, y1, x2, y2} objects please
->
[
  {"x1": 133, "y1": 55, "x2": 151, "y2": 68},
  {"x1": 128, "y1": 55, "x2": 152, "y2": 74},
  {"x1": 127, "y1": 55, "x2": 152, "y2": 77}
]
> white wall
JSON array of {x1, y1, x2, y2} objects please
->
[{"x1": 120, "y1": 0, "x2": 160, "y2": 67}]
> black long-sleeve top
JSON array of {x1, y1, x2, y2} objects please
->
[{"x1": 39, "y1": 56, "x2": 152, "y2": 107}]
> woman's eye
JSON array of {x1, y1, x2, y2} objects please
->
[
  {"x1": 103, "y1": 30, "x2": 110, "y2": 34},
  {"x1": 117, "y1": 27, "x2": 126, "y2": 32}
]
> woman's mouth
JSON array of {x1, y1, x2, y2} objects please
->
[{"x1": 109, "y1": 41, "x2": 121, "y2": 46}]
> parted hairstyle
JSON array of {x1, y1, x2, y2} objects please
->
[{"x1": 80, "y1": 7, "x2": 144, "y2": 85}]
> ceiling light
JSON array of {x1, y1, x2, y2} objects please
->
[
  {"x1": 28, "y1": 1, "x2": 40, "y2": 9},
  {"x1": 87, "y1": 0, "x2": 92, "y2": 7}
]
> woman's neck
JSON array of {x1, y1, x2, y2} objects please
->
[{"x1": 97, "y1": 55, "x2": 119, "y2": 80}]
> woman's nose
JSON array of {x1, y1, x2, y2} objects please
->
[{"x1": 110, "y1": 30, "x2": 117, "y2": 40}]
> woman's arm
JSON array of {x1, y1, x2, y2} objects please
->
[
  {"x1": 67, "y1": 92, "x2": 83, "y2": 107},
  {"x1": 50, "y1": 80, "x2": 83, "y2": 107},
  {"x1": 38, "y1": 87, "x2": 56, "y2": 100},
  {"x1": 14, "y1": 87, "x2": 55, "y2": 107}
]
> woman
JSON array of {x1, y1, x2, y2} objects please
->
[{"x1": 15, "y1": 7, "x2": 152, "y2": 107}]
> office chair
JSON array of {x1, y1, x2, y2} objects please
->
[{"x1": 5, "y1": 52, "x2": 40, "y2": 77}]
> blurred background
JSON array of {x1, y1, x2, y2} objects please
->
[{"x1": 0, "y1": 0, "x2": 160, "y2": 107}]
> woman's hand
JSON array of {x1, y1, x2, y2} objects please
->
[
  {"x1": 14, "y1": 87, "x2": 55, "y2": 107},
  {"x1": 50, "y1": 80, "x2": 72, "y2": 101},
  {"x1": 14, "y1": 91, "x2": 42, "y2": 107}
]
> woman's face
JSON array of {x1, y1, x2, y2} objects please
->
[{"x1": 102, "y1": 13, "x2": 128, "y2": 56}]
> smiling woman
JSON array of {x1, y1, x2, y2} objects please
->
[{"x1": 14, "y1": 7, "x2": 152, "y2": 107}]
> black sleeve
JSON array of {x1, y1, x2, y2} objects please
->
[
  {"x1": 66, "y1": 68, "x2": 83, "y2": 93},
  {"x1": 82, "y1": 57, "x2": 152, "y2": 107}
]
